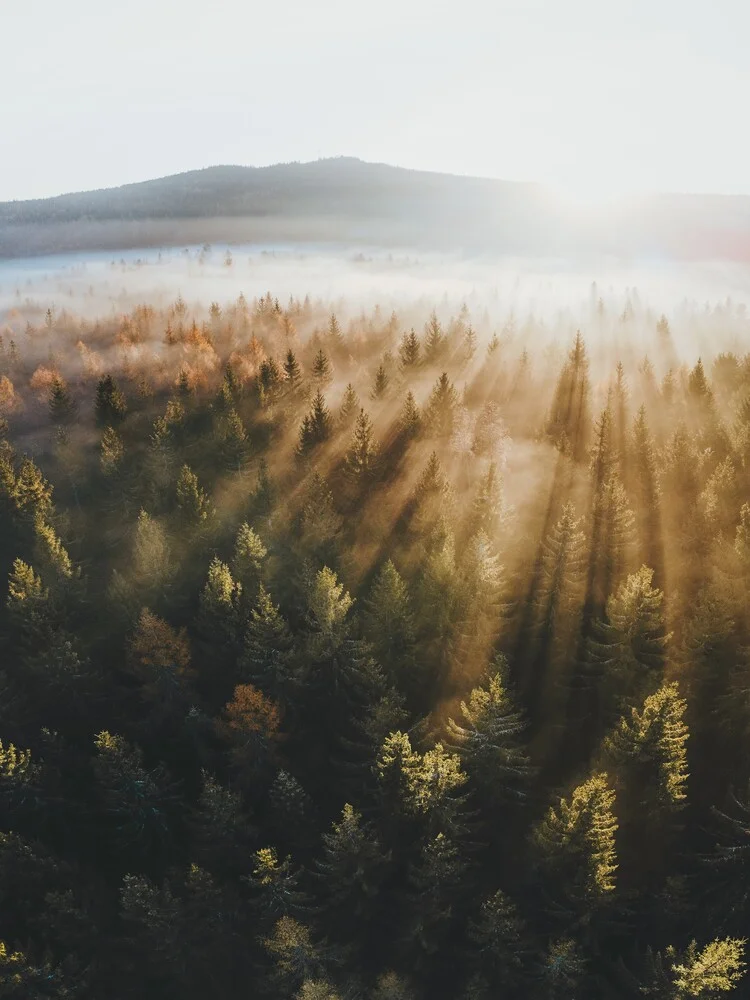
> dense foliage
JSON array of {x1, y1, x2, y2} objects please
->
[{"x1": 0, "y1": 283, "x2": 749, "y2": 998}]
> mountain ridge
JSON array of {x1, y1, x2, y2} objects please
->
[{"x1": 2, "y1": 157, "x2": 750, "y2": 261}]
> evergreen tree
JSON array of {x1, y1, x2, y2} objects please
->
[
  {"x1": 240, "y1": 583, "x2": 295, "y2": 697},
  {"x1": 532, "y1": 772, "x2": 618, "y2": 915},
  {"x1": 100, "y1": 425, "x2": 124, "y2": 476},
  {"x1": 48, "y1": 375, "x2": 78, "y2": 426},
  {"x1": 284, "y1": 348, "x2": 304, "y2": 394},
  {"x1": 94, "y1": 374, "x2": 127, "y2": 426},
  {"x1": 312, "y1": 349, "x2": 333, "y2": 386},
  {"x1": 447, "y1": 656, "x2": 533, "y2": 803},
  {"x1": 424, "y1": 373, "x2": 458, "y2": 439},
  {"x1": 175, "y1": 464, "x2": 213, "y2": 527},
  {"x1": 546, "y1": 331, "x2": 591, "y2": 461},
  {"x1": 364, "y1": 560, "x2": 417, "y2": 689},
  {"x1": 398, "y1": 329, "x2": 421, "y2": 371},
  {"x1": 370, "y1": 364, "x2": 390, "y2": 401},
  {"x1": 602, "y1": 682, "x2": 689, "y2": 814},
  {"x1": 314, "y1": 803, "x2": 389, "y2": 932},
  {"x1": 345, "y1": 409, "x2": 379, "y2": 488},
  {"x1": 297, "y1": 390, "x2": 333, "y2": 459},
  {"x1": 398, "y1": 391, "x2": 421, "y2": 438},
  {"x1": 423, "y1": 312, "x2": 444, "y2": 364},
  {"x1": 231, "y1": 522, "x2": 267, "y2": 595},
  {"x1": 339, "y1": 383, "x2": 360, "y2": 428}
]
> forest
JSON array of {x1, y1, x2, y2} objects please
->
[{"x1": 0, "y1": 272, "x2": 749, "y2": 999}]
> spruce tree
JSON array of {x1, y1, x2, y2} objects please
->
[
  {"x1": 338, "y1": 383, "x2": 359, "y2": 428},
  {"x1": 94, "y1": 374, "x2": 127, "y2": 426},
  {"x1": 345, "y1": 409, "x2": 379, "y2": 488},
  {"x1": 398, "y1": 329, "x2": 421, "y2": 371}
]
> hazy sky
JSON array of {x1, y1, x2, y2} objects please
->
[{"x1": 3, "y1": 0, "x2": 749, "y2": 201}]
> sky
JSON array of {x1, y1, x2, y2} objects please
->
[{"x1": 2, "y1": 0, "x2": 750, "y2": 202}]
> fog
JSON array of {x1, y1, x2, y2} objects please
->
[{"x1": 3, "y1": 242, "x2": 750, "y2": 357}]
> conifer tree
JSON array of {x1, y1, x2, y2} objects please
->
[
  {"x1": 398, "y1": 329, "x2": 421, "y2": 371},
  {"x1": 447, "y1": 656, "x2": 532, "y2": 803},
  {"x1": 48, "y1": 375, "x2": 78, "y2": 426},
  {"x1": 94, "y1": 373, "x2": 127, "y2": 426},
  {"x1": 93, "y1": 731, "x2": 178, "y2": 861},
  {"x1": 311, "y1": 349, "x2": 333, "y2": 386},
  {"x1": 338, "y1": 383, "x2": 359, "y2": 428},
  {"x1": 297, "y1": 390, "x2": 333, "y2": 459},
  {"x1": 175, "y1": 464, "x2": 213, "y2": 527},
  {"x1": 127, "y1": 608, "x2": 194, "y2": 711},
  {"x1": 423, "y1": 312, "x2": 444, "y2": 364},
  {"x1": 243, "y1": 846, "x2": 307, "y2": 922},
  {"x1": 314, "y1": 803, "x2": 389, "y2": 928},
  {"x1": 602, "y1": 682, "x2": 689, "y2": 814},
  {"x1": 231, "y1": 522, "x2": 267, "y2": 595},
  {"x1": 398, "y1": 390, "x2": 421, "y2": 438},
  {"x1": 100, "y1": 425, "x2": 124, "y2": 476},
  {"x1": 364, "y1": 560, "x2": 416, "y2": 686},
  {"x1": 589, "y1": 565, "x2": 670, "y2": 718},
  {"x1": 370, "y1": 364, "x2": 390, "y2": 401},
  {"x1": 240, "y1": 583, "x2": 295, "y2": 697},
  {"x1": 546, "y1": 331, "x2": 591, "y2": 461},
  {"x1": 345, "y1": 409, "x2": 379, "y2": 488},
  {"x1": 284, "y1": 348, "x2": 304, "y2": 394},
  {"x1": 424, "y1": 372, "x2": 458, "y2": 439},
  {"x1": 403, "y1": 832, "x2": 467, "y2": 965},
  {"x1": 532, "y1": 772, "x2": 618, "y2": 914}
]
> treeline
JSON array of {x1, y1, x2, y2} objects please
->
[{"x1": 0, "y1": 289, "x2": 749, "y2": 998}]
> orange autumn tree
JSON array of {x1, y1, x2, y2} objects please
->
[
  {"x1": 218, "y1": 683, "x2": 283, "y2": 781},
  {"x1": 127, "y1": 608, "x2": 194, "y2": 709}
]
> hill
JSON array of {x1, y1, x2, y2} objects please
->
[{"x1": 2, "y1": 157, "x2": 750, "y2": 260}]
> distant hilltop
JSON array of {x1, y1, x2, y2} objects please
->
[{"x1": 2, "y1": 156, "x2": 750, "y2": 261}]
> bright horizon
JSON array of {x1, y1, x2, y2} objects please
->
[{"x1": 3, "y1": 0, "x2": 750, "y2": 203}]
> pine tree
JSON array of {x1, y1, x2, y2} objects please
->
[
  {"x1": 447, "y1": 656, "x2": 533, "y2": 803},
  {"x1": 602, "y1": 682, "x2": 689, "y2": 814},
  {"x1": 175, "y1": 464, "x2": 213, "y2": 526},
  {"x1": 243, "y1": 846, "x2": 307, "y2": 922},
  {"x1": 589, "y1": 565, "x2": 670, "y2": 718},
  {"x1": 218, "y1": 684, "x2": 282, "y2": 781},
  {"x1": 467, "y1": 889, "x2": 530, "y2": 991},
  {"x1": 398, "y1": 329, "x2": 421, "y2": 371},
  {"x1": 364, "y1": 560, "x2": 416, "y2": 687},
  {"x1": 311, "y1": 349, "x2": 333, "y2": 386},
  {"x1": 398, "y1": 391, "x2": 421, "y2": 438},
  {"x1": 370, "y1": 364, "x2": 390, "y2": 401},
  {"x1": 546, "y1": 331, "x2": 591, "y2": 461},
  {"x1": 127, "y1": 608, "x2": 194, "y2": 710},
  {"x1": 93, "y1": 731, "x2": 178, "y2": 861},
  {"x1": 100, "y1": 425, "x2": 124, "y2": 476},
  {"x1": 632, "y1": 406, "x2": 664, "y2": 578},
  {"x1": 251, "y1": 458, "x2": 275, "y2": 524},
  {"x1": 94, "y1": 374, "x2": 127, "y2": 426},
  {"x1": 197, "y1": 557, "x2": 242, "y2": 653},
  {"x1": 284, "y1": 348, "x2": 304, "y2": 394},
  {"x1": 469, "y1": 461, "x2": 504, "y2": 536},
  {"x1": 345, "y1": 409, "x2": 379, "y2": 488},
  {"x1": 532, "y1": 772, "x2": 618, "y2": 913},
  {"x1": 313, "y1": 803, "x2": 389, "y2": 927},
  {"x1": 403, "y1": 832, "x2": 467, "y2": 964},
  {"x1": 48, "y1": 375, "x2": 78, "y2": 426},
  {"x1": 231, "y1": 522, "x2": 267, "y2": 595},
  {"x1": 424, "y1": 372, "x2": 458, "y2": 439},
  {"x1": 338, "y1": 383, "x2": 359, "y2": 428},
  {"x1": 423, "y1": 312, "x2": 444, "y2": 364},
  {"x1": 263, "y1": 917, "x2": 322, "y2": 995},
  {"x1": 11, "y1": 457, "x2": 53, "y2": 524},
  {"x1": 641, "y1": 938, "x2": 746, "y2": 998},
  {"x1": 240, "y1": 583, "x2": 295, "y2": 697},
  {"x1": 297, "y1": 390, "x2": 333, "y2": 459}
]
